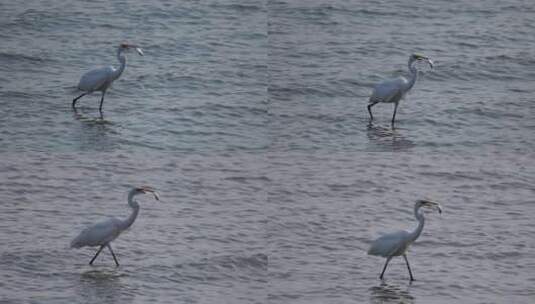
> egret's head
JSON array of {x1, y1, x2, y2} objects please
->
[
  {"x1": 416, "y1": 199, "x2": 442, "y2": 214},
  {"x1": 119, "y1": 43, "x2": 144, "y2": 56},
  {"x1": 410, "y1": 53, "x2": 433, "y2": 68},
  {"x1": 134, "y1": 186, "x2": 160, "y2": 200}
]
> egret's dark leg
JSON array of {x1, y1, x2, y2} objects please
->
[
  {"x1": 403, "y1": 254, "x2": 414, "y2": 281},
  {"x1": 107, "y1": 244, "x2": 120, "y2": 267},
  {"x1": 391, "y1": 102, "x2": 399, "y2": 126},
  {"x1": 379, "y1": 256, "x2": 393, "y2": 280},
  {"x1": 98, "y1": 91, "x2": 106, "y2": 113},
  {"x1": 89, "y1": 245, "x2": 105, "y2": 265},
  {"x1": 367, "y1": 102, "x2": 378, "y2": 121},
  {"x1": 72, "y1": 93, "x2": 87, "y2": 109}
]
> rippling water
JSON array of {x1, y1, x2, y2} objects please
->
[
  {"x1": 1, "y1": 0, "x2": 535, "y2": 303},
  {"x1": 0, "y1": 0, "x2": 267, "y2": 152},
  {"x1": 0, "y1": 152, "x2": 267, "y2": 303}
]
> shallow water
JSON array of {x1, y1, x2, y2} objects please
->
[
  {"x1": 0, "y1": 0, "x2": 267, "y2": 152},
  {"x1": 1, "y1": 0, "x2": 535, "y2": 303},
  {"x1": 0, "y1": 152, "x2": 267, "y2": 303}
]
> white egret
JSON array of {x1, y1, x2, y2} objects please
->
[
  {"x1": 72, "y1": 43, "x2": 144, "y2": 113},
  {"x1": 367, "y1": 54, "x2": 433, "y2": 125},
  {"x1": 368, "y1": 199, "x2": 442, "y2": 281},
  {"x1": 70, "y1": 186, "x2": 160, "y2": 266}
]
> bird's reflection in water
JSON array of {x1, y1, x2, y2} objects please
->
[
  {"x1": 72, "y1": 107, "x2": 120, "y2": 151},
  {"x1": 366, "y1": 122, "x2": 415, "y2": 152},
  {"x1": 76, "y1": 269, "x2": 133, "y2": 303},
  {"x1": 369, "y1": 281, "x2": 414, "y2": 304}
]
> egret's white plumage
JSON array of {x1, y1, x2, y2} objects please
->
[
  {"x1": 367, "y1": 54, "x2": 433, "y2": 125},
  {"x1": 369, "y1": 77, "x2": 407, "y2": 105},
  {"x1": 77, "y1": 66, "x2": 117, "y2": 93},
  {"x1": 70, "y1": 186, "x2": 159, "y2": 266},
  {"x1": 72, "y1": 43, "x2": 144, "y2": 113},
  {"x1": 368, "y1": 229, "x2": 412, "y2": 258},
  {"x1": 70, "y1": 218, "x2": 123, "y2": 249},
  {"x1": 368, "y1": 199, "x2": 442, "y2": 281}
]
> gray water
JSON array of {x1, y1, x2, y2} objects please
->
[{"x1": 1, "y1": 0, "x2": 535, "y2": 303}]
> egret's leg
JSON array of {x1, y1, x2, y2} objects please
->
[
  {"x1": 72, "y1": 93, "x2": 86, "y2": 109},
  {"x1": 107, "y1": 244, "x2": 120, "y2": 267},
  {"x1": 99, "y1": 91, "x2": 106, "y2": 113},
  {"x1": 367, "y1": 102, "x2": 378, "y2": 121},
  {"x1": 89, "y1": 245, "x2": 105, "y2": 265},
  {"x1": 403, "y1": 254, "x2": 414, "y2": 281},
  {"x1": 391, "y1": 102, "x2": 399, "y2": 125},
  {"x1": 379, "y1": 256, "x2": 393, "y2": 280}
]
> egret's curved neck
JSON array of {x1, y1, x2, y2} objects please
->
[
  {"x1": 120, "y1": 191, "x2": 139, "y2": 230},
  {"x1": 112, "y1": 48, "x2": 127, "y2": 80},
  {"x1": 409, "y1": 204, "x2": 425, "y2": 242},
  {"x1": 405, "y1": 58, "x2": 418, "y2": 92}
]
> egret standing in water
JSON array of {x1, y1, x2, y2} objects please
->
[
  {"x1": 70, "y1": 186, "x2": 160, "y2": 266},
  {"x1": 368, "y1": 200, "x2": 442, "y2": 281},
  {"x1": 72, "y1": 43, "x2": 144, "y2": 113},
  {"x1": 367, "y1": 54, "x2": 433, "y2": 125}
]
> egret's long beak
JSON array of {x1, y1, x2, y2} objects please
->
[
  {"x1": 422, "y1": 200, "x2": 442, "y2": 214},
  {"x1": 419, "y1": 56, "x2": 433, "y2": 69},
  {"x1": 416, "y1": 55, "x2": 433, "y2": 69},
  {"x1": 139, "y1": 187, "x2": 159, "y2": 200}
]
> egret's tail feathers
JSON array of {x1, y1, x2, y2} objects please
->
[
  {"x1": 367, "y1": 241, "x2": 391, "y2": 257},
  {"x1": 70, "y1": 236, "x2": 83, "y2": 248},
  {"x1": 367, "y1": 246, "x2": 379, "y2": 256}
]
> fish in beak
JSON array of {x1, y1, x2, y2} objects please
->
[
  {"x1": 420, "y1": 199, "x2": 442, "y2": 214},
  {"x1": 137, "y1": 186, "x2": 160, "y2": 200}
]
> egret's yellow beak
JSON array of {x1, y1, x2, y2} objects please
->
[
  {"x1": 422, "y1": 200, "x2": 442, "y2": 213},
  {"x1": 138, "y1": 186, "x2": 159, "y2": 200},
  {"x1": 413, "y1": 54, "x2": 433, "y2": 68}
]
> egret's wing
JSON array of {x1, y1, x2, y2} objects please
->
[
  {"x1": 70, "y1": 217, "x2": 122, "y2": 248},
  {"x1": 369, "y1": 77, "x2": 406, "y2": 103},
  {"x1": 368, "y1": 230, "x2": 410, "y2": 257},
  {"x1": 77, "y1": 66, "x2": 115, "y2": 92}
]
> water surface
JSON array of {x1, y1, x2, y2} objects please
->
[{"x1": 1, "y1": 0, "x2": 535, "y2": 303}]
